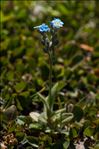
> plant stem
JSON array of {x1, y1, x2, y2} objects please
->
[{"x1": 48, "y1": 50, "x2": 53, "y2": 111}]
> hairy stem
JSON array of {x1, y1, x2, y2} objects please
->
[{"x1": 48, "y1": 50, "x2": 53, "y2": 111}]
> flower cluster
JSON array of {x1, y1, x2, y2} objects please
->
[
  {"x1": 34, "y1": 18, "x2": 64, "y2": 33},
  {"x1": 34, "y1": 18, "x2": 64, "y2": 54},
  {"x1": 34, "y1": 23, "x2": 50, "y2": 33}
]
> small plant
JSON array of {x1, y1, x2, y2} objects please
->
[{"x1": 30, "y1": 18, "x2": 73, "y2": 133}]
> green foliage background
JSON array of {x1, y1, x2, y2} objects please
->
[{"x1": 0, "y1": 0, "x2": 99, "y2": 148}]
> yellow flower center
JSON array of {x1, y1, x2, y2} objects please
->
[{"x1": 55, "y1": 22, "x2": 60, "y2": 26}]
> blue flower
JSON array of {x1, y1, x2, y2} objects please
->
[
  {"x1": 50, "y1": 18, "x2": 64, "y2": 29},
  {"x1": 34, "y1": 23, "x2": 50, "y2": 33}
]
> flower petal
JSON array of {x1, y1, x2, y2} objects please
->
[
  {"x1": 34, "y1": 23, "x2": 50, "y2": 32},
  {"x1": 50, "y1": 18, "x2": 64, "y2": 29}
]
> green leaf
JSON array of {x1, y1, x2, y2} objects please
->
[
  {"x1": 54, "y1": 108, "x2": 66, "y2": 114},
  {"x1": 16, "y1": 118, "x2": 25, "y2": 125},
  {"x1": 52, "y1": 112, "x2": 73, "y2": 123},
  {"x1": 16, "y1": 98, "x2": 23, "y2": 111},
  {"x1": 16, "y1": 132, "x2": 25, "y2": 142},
  {"x1": 14, "y1": 81, "x2": 26, "y2": 93},
  {"x1": 50, "y1": 81, "x2": 65, "y2": 98},
  {"x1": 16, "y1": 115, "x2": 26, "y2": 125},
  {"x1": 69, "y1": 128, "x2": 78, "y2": 139},
  {"x1": 29, "y1": 112, "x2": 40, "y2": 122},
  {"x1": 20, "y1": 91, "x2": 29, "y2": 98},
  {"x1": 30, "y1": 111, "x2": 46, "y2": 127},
  {"x1": 37, "y1": 92, "x2": 49, "y2": 112},
  {"x1": 73, "y1": 106, "x2": 83, "y2": 122},
  {"x1": 29, "y1": 123, "x2": 42, "y2": 130},
  {"x1": 38, "y1": 112, "x2": 47, "y2": 124},
  {"x1": 84, "y1": 127, "x2": 93, "y2": 137},
  {"x1": 63, "y1": 140, "x2": 70, "y2": 149},
  {"x1": 26, "y1": 136, "x2": 38, "y2": 148},
  {"x1": 61, "y1": 114, "x2": 73, "y2": 125},
  {"x1": 7, "y1": 71, "x2": 14, "y2": 81},
  {"x1": 0, "y1": 11, "x2": 14, "y2": 23},
  {"x1": 47, "y1": 81, "x2": 65, "y2": 110}
]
